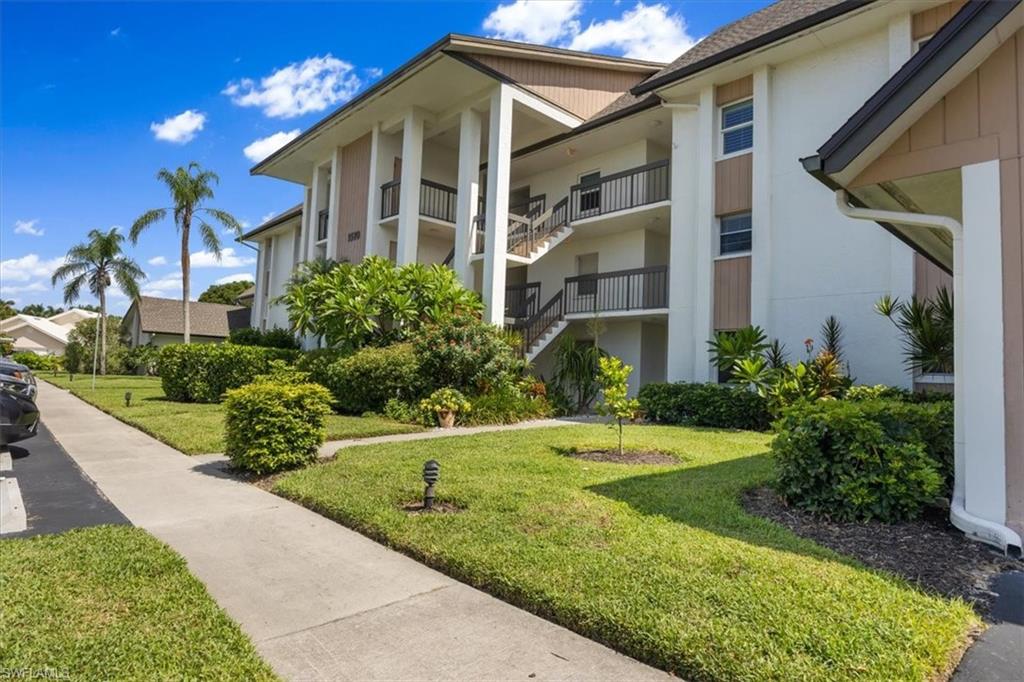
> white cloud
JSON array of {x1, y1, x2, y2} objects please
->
[
  {"x1": 214, "y1": 272, "x2": 255, "y2": 285},
  {"x1": 140, "y1": 273, "x2": 183, "y2": 298},
  {"x1": 243, "y1": 129, "x2": 301, "y2": 163},
  {"x1": 149, "y1": 109, "x2": 206, "y2": 144},
  {"x1": 483, "y1": 0, "x2": 582, "y2": 44},
  {"x1": 0, "y1": 253, "x2": 66, "y2": 282},
  {"x1": 568, "y1": 2, "x2": 695, "y2": 61},
  {"x1": 188, "y1": 247, "x2": 256, "y2": 269},
  {"x1": 482, "y1": 1, "x2": 692, "y2": 63},
  {"x1": 261, "y1": 212, "x2": 276, "y2": 223},
  {"x1": 147, "y1": 256, "x2": 167, "y2": 266},
  {"x1": 1, "y1": 281, "x2": 49, "y2": 295},
  {"x1": 365, "y1": 67, "x2": 384, "y2": 79},
  {"x1": 110, "y1": 26, "x2": 121, "y2": 37},
  {"x1": 13, "y1": 219, "x2": 44, "y2": 237},
  {"x1": 223, "y1": 55, "x2": 362, "y2": 119}
]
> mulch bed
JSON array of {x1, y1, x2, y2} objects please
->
[
  {"x1": 743, "y1": 487, "x2": 1019, "y2": 616},
  {"x1": 567, "y1": 449, "x2": 678, "y2": 465},
  {"x1": 401, "y1": 500, "x2": 463, "y2": 514}
]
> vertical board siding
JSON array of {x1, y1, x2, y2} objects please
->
[
  {"x1": 715, "y1": 153, "x2": 753, "y2": 215},
  {"x1": 1003, "y1": 153, "x2": 1024, "y2": 536},
  {"x1": 470, "y1": 54, "x2": 645, "y2": 119},
  {"x1": 338, "y1": 133, "x2": 372, "y2": 263},
  {"x1": 715, "y1": 75, "x2": 753, "y2": 106},
  {"x1": 713, "y1": 256, "x2": 751, "y2": 331},
  {"x1": 914, "y1": 253, "x2": 953, "y2": 300},
  {"x1": 912, "y1": 0, "x2": 968, "y2": 40}
]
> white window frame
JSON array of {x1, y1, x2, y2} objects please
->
[
  {"x1": 717, "y1": 212, "x2": 752, "y2": 257},
  {"x1": 718, "y1": 97, "x2": 754, "y2": 160}
]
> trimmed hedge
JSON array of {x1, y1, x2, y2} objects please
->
[
  {"x1": 157, "y1": 343, "x2": 299, "y2": 403},
  {"x1": 772, "y1": 399, "x2": 952, "y2": 522},
  {"x1": 638, "y1": 382, "x2": 771, "y2": 431},
  {"x1": 223, "y1": 382, "x2": 332, "y2": 474},
  {"x1": 320, "y1": 343, "x2": 420, "y2": 414},
  {"x1": 9, "y1": 352, "x2": 60, "y2": 371}
]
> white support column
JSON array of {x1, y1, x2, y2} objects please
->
[
  {"x1": 252, "y1": 242, "x2": 266, "y2": 330},
  {"x1": 750, "y1": 66, "x2": 772, "y2": 331},
  {"x1": 455, "y1": 107, "x2": 482, "y2": 289},
  {"x1": 308, "y1": 165, "x2": 328, "y2": 260},
  {"x1": 961, "y1": 160, "x2": 1007, "y2": 525},
  {"x1": 396, "y1": 110, "x2": 424, "y2": 265},
  {"x1": 364, "y1": 123, "x2": 381, "y2": 259},
  {"x1": 483, "y1": 84, "x2": 513, "y2": 326},
  {"x1": 301, "y1": 185, "x2": 313, "y2": 261},
  {"x1": 326, "y1": 146, "x2": 343, "y2": 261},
  {"x1": 692, "y1": 85, "x2": 716, "y2": 382},
  {"x1": 666, "y1": 103, "x2": 699, "y2": 382}
]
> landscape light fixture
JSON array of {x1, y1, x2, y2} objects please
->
[
  {"x1": 124, "y1": 391, "x2": 132, "y2": 407},
  {"x1": 422, "y1": 459, "x2": 440, "y2": 510}
]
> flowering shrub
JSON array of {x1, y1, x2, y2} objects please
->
[{"x1": 420, "y1": 387, "x2": 471, "y2": 422}]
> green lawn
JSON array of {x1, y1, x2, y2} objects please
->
[
  {"x1": 0, "y1": 526, "x2": 276, "y2": 680},
  {"x1": 44, "y1": 374, "x2": 422, "y2": 454},
  {"x1": 275, "y1": 424, "x2": 979, "y2": 681}
]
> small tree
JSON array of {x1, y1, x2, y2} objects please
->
[{"x1": 595, "y1": 356, "x2": 640, "y2": 456}]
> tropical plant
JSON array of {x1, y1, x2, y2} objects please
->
[
  {"x1": 707, "y1": 326, "x2": 769, "y2": 379},
  {"x1": 64, "y1": 316, "x2": 128, "y2": 374},
  {"x1": 51, "y1": 228, "x2": 144, "y2": 374},
  {"x1": 876, "y1": 287, "x2": 954, "y2": 374},
  {"x1": 551, "y1": 334, "x2": 606, "y2": 414},
  {"x1": 0, "y1": 299, "x2": 16, "y2": 320},
  {"x1": 820, "y1": 315, "x2": 844, "y2": 363},
  {"x1": 18, "y1": 303, "x2": 64, "y2": 317},
  {"x1": 732, "y1": 348, "x2": 850, "y2": 416},
  {"x1": 130, "y1": 163, "x2": 241, "y2": 343},
  {"x1": 198, "y1": 280, "x2": 252, "y2": 306},
  {"x1": 277, "y1": 256, "x2": 482, "y2": 351},
  {"x1": 595, "y1": 356, "x2": 640, "y2": 456}
]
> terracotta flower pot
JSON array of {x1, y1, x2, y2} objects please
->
[{"x1": 438, "y1": 411, "x2": 456, "y2": 429}]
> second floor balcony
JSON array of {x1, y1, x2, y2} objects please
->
[{"x1": 380, "y1": 178, "x2": 458, "y2": 224}]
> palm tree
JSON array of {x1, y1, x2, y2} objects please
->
[
  {"x1": 130, "y1": 163, "x2": 240, "y2": 343},
  {"x1": 51, "y1": 228, "x2": 144, "y2": 374}
]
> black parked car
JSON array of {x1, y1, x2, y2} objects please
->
[{"x1": 0, "y1": 357, "x2": 39, "y2": 446}]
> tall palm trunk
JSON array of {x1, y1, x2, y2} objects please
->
[
  {"x1": 181, "y1": 214, "x2": 191, "y2": 344},
  {"x1": 99, "y1": 286, "x2": 107, "y2": 374}
]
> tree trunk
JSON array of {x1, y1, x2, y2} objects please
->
[
  {"x1": 618, "y1": 418, "x2": 624, "y2": 456},
  {"x1": 99, "y1": 286, "x2": 107, "y2": 374},
  {"x1": 181, "y1": 215, "x2": 191, "y2": 344}
]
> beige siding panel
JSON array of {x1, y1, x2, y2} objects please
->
[
  {"x1": 713, "y1": 256, "x2": 751, "y2": 331},
  {"x1": 943, "y1": 71, "x2": 980, "y2": 143},
  {"x1": 338, "y1": 133, "x2": 371, "y2": 263},
  {"x1": 1002, "y1": 156, "x2": 1024, "y2": 537},
  {"x1": 978, "y1": 37, "x2": 1019, "y2": 158},
  {"x1": 715, "y1": 153, "x2": 752, "y2": 215},
  {"x1": 470, "y1": 54, "x2": 644, "y2": 119},
  {"x1": 912, "y1": 0, "x2": 967, "y2": 40},
  {"x1": 715, "y1": 76, "x2": 753, "y2": 106},
  {"x1": 909, "y1": 100, "x2": 945, "y2": 150},
  {"x1": 914, "y1": 253, "x2": 952, "y2": 299}
]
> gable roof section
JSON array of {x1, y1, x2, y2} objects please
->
[
  {"x1": 633, "y1": 0, "x2": 870, "y2": 95},
  {"x1": 130, "y1": 296, "x2": 248, "y2": 338},
  {"x1": 0, "y1": 314, "x2": 74, "y2": 344},
  {"x1": 803, "y1": 0, "x2": 1019, "y2": 176}
]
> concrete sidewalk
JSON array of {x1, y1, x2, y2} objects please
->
[{"x1": 37, "y1": 381, "x2": 666, "y2": 681}]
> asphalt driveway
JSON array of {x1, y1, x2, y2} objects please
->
[{"x1": 0, "y1": 422, "x2": 127, "y2": 538}]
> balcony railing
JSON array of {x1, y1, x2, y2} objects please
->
[
  {"x1": 564, "y1": 265, "x2": 669, "y2": 315},
  {"x1": 506, "y1": 282, "x2": 541, "y2": 320},
  {"x1": 316, "y1": 209, "x2": 329, "y2": 242},
  {"x1": 380, "y1": 179, "x2": 458, "y2": 223},
  {"x1": 569, "y1": 159, "x2": 670, "y2": 222}
]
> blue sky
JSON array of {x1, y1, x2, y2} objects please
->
[{"x1": 1, "y1": 0, "x2": 769, "y2": 314}]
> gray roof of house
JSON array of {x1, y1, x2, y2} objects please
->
[{"x1": 131, "y1": 296, "x2": 249, "y2": 338}]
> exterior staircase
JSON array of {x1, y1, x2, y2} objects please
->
[
  {"x1": 511, "y1": 289, "x2": 568, "y2": 362},
  {"x1": 524, "y1": 318, "x2": 568, "y2": 362}
]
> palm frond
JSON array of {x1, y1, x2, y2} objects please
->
[
  {"x1": 61, "y1": 273, "x2": 89, "y2": 305},
  {"x1": 130, "y1": 208, "x2": 167, "y2": 242},
  {"x1": 198, "y1": 221, "x2": 222, "y2": 258},
  {"x1": 201, "y1": 207, "x2": 241, "y2": 236}
]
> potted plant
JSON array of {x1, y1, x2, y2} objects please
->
[{"x1": 420, "y1": 388, "x2": 471, "y2": 428}]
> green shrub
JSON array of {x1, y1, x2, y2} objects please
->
[
  {"x1": 253, "y1": 360, "x2": 311, "y2": 385},
  {"x1": 844, "y1": 384, "x2": 913, "y2": 402},
  {"x1": 461, "y1": 383, "x2": 552, "y2": 426},
  {"x1": 121, "y1": 345, "x2": 160, "y2": 375},
  {"x1": 224, "y1": 382, "x2": 332, "y2": 474},
  {"x1": 772, "y1": 399, "x2": 950, "y2": 522},
  {"x1": 638, "y1": 382, "x2": 771, "y2": 431},
  {"x1": 156, "y1": 343, "x2": 299, "y2": 403},
  {"x1": 383, "y1": 398, "x2": 421, "y2": 424},
  {"x1": 413, "y1": 315, "x2": 524, "y2": 395},
  {"x1": 229, "y1": 326, "x2": 300, "y2": 350},
  {"x1": 323, "y1": 343, "x2": 420, "y2": 414},
  {"x1": 294, "y1": 348, "x2": 347, "y2": 387},
  {"x1": 10, "y1": 352, "x2": 60, "y2": 371}
]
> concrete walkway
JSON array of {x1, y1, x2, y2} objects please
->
[{"x1": 36, "y1": 382, "x2": 666, "y2": 681}]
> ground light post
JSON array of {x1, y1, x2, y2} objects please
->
[{"x1": 422, "y1": 460, "x2": 440, "y2": 510}]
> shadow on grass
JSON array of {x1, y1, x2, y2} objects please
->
[{"x1": 586, "y1": 453, "x2": 857, "y2": 565}]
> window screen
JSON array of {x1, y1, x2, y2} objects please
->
[{"x1": 720, "y1": 213, "x2": 752, "y2": 254}]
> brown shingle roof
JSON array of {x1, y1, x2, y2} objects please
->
[
  {"x1": 133, "y1": 296, "x2": 248, "y2": 338},
  {"x1": 634, "y1": 0, "x2": 868, "y2": 94}
]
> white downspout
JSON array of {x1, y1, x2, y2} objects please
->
[{"x1": 834, "y1": 190, "x2": 1022, "y2": 554}]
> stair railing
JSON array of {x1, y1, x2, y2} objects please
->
[{"x1": 512, "y1": 289, "x2": 564, "y2": 356}]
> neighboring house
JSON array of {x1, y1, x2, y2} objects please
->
[
  {"x1": 803, "y1": 0, "x2": 1023, "y2": 553},
  {"x1": 123, "y1": 296, "x2": 250, "y2": 347},
  {"x1": 235, "y1": 285, "x2": 256, "y2": 307},
  {"x1": 244, "y1": 0, "x2": 971, "y2": 397},
  {"x1": 0, "y1": 308, "x2": 99, "y2": 355}
]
